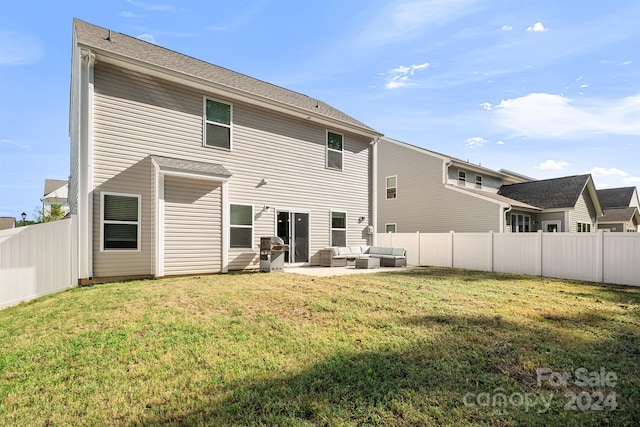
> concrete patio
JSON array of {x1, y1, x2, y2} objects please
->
[{"x1": 284, "y1": 265, "x2": 418, "y2": 277}]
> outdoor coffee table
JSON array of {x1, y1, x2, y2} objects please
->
[{"x1": 355, "y1": 257, "x2": 380, "y2": 269}]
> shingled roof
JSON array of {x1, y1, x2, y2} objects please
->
[
  {"x1": 73, "y1": 19, "x2": 380, "y2": 136},
  {"x1": 44, "y1": 179, "x2": 68, "y2": 197},
  {"x1": 498, "y1": 174, "x2": 595, "y2": 210},
  {"x1": 596, "y1": 187, "x2": 636, "y2": 209},
  {"x1": 599, "y1": 207, "x2": 640, "y2": 223}
]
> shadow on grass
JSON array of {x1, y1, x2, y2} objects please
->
[{"x1": 139, "y1": 312, "x2": 639, "y2": 426}]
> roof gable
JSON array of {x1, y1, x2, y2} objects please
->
[
  {"x1": 73, "y1": 19, "x2": 379, "y2": 137},
  {"x1": 599, "y1": 207, "x2": 640, "y2": 223},
  {"x1": 44, "y1": 179, "x2": 68, "y2": 196},
  {"x1": 498, "y1": 174, "x2": 594, "y2": 210},
  {"x1": 596, "y1": 187, "x2": 636, "y2": 209}
]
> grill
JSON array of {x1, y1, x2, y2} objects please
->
[{"x1": 260, "y1": 236, "x2": 289, "y2": 272}]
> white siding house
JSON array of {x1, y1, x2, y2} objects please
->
[{"x1": 70, "y1": 19, "x2": 381, "y2": 283}]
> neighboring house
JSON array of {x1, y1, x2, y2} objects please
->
[
  {"x1": 377, "y1": 137, "x2": 529, "y2": 233},
  {"x1": 69, "y1": 19, "x2": 381, "y2": 283},
  {"x1": 596, "y1": 187, "x2": 640, "y2": 232},
  {"x1": 42, "y1": 179, "x2": 70, "y2": 217},
  {"x1": 377, "y1": 137, "x2": 603, "y2": 233},
  {"x1": 0, "y1": 217, "x2": 16, "y2": 230},
  {"x1": 497, "y1": 174, "x2": 603, "y2": 233}
]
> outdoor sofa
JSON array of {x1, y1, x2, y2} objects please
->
[{"x1": 319, "y1": 246, "x2": 407, "y2": 268}]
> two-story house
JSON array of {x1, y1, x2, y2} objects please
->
[
  {"x1": 70, "y1": 19, "x2": 381, "y2": 283},
  {"x1": 377, "y1": 137, "x2": 602, "y2": 234}
]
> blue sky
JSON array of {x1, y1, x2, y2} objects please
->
[{"x1": 1, "y1": 0, "x2": 639, "y2": 220}]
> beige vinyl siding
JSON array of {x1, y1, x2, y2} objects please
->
[
  {"x1": 92, "y1": 62, "x2": 371, "y2": 275},
  {"x1": 378, "y1": 140, "x2": 502, "y2": 233},
  {"x1": 164, "y1": 176, "x2": 222, "y2": 275},
  {"x1": 448, "y1": 167, "x2": 505, "y2": 192},
  {"x1": 570, "y1": 189, "x2": 597, "y2": 232}
]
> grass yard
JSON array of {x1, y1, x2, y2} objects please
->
[{"x1": 0, "y1": 267, "x2": 638, "y2": 426}]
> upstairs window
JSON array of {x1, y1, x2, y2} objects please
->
[
  {"x1": 458, "y1": 170, "x2": 466, "y2": 186},
  {"x1": 331, "y1": 211, "x2": 347, "y2": 246},
  {"x1": 386, "y1": 176, "x2": 397, "y2": 199},
  {"x1": 385, "y1": 223, "x2": 397, "y2": 233},
  {"x1": 475, "y1": 175, "x2": 483, "y2": 189},
  {"x1": 204, "y1": 98, "x2": 232, "y2": 150},
  {"x1": 102, "y1": 192, "x2": 140, "y2": 250},
  {"x1": 326, "y1": 131, "x2": 343, "y2": 170}
]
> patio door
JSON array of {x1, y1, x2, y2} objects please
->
[{"x1": 276, "y1": 211, "x2": 309, "y2": 263}]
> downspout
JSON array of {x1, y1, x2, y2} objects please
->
[
  {"x1": 371, "y1": 136, "x2": 379, "y2": 246},
  {"x1": 79, "y1": 48, "x2": 95, "y2": 280},
  {"x1": 502, "y1": 206, "x2": 512, "y2": 233},
  {"x1": 444, "y1": 159, "x2": 453, "y2": 184}
]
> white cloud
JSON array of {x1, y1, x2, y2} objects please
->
[
  {"x1": 580, "y1": 84, "x2": 588, "y2": 88},
  {"x1": 465, "y1": 136, "x2": 488, "y2": 148},
  {"x1": 536, "y1": 160, "x2": 570, "y2": 170},
  {"x1": 480, "y1": 102, "x2": 493, "y2": 111},
  {"x1": 120, "y1": 11, "x2": 142, "y2": 18},
  {"x1": 527, "y1": 22, "x2": 548, "y2": 32},
  {"x1": 623, "y1": 176, "x2": 640, "y2": 184},
  {"x1": 502, "y1": 25, "x2": 513, "y2": 31},
  {"x1": 0, "y1": 138, "x2": 30, "y2": 149},
  {"x1": 137, "y1": 33, "x2": 157, "y2": 44},
  {"x1": 126, "y1": 0, "x2": 175, "y2": 11},
  {"x1": 492, "y1": 93, "x2": 640, "y2": 138},
  {"x1": 621, "y1": 61, "x2": 632, "y2": 65},
  {"x1": 385, "y1": 62, "x2": 430, "y2": 89},
  {"x1": 0, "y1": 32, "x2": 42, "y2": 66},
  {"x1": 588, "y1": 167, "x2": 629, "y2": 177},
  {"x1": 496, "y1": 140, "x2": 505, "y2": 145},
  {"x1": 358, "y1": 0, "x2": 481, "y2": 46}
]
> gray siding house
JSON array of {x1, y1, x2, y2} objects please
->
[
  {"x1": 378, "y1": 137, "x2": 603, "y2": 234},
  {"x1": 596, "y1": 187, "x2": 640, "y2": 232},
  {"x1": 70, "y1": 19, "x2": 381, "y2": 283},
  {"x1": 498, "y1": 174, "x2": 603, "y2": 233}
]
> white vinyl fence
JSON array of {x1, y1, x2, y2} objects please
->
[
  {"x1": 0, "y1": 216, "x2": 78, "y2": 309},
  {"x1": 378, "y1": 231, "x2": 640, "y2": 287}
]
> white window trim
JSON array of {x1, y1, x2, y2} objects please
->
[
  {"x1": 326, "y1": 130, "x2": 344, "y2": 171},
  {"x1": 229, "y1": 203, "x2": 254, "y2": 249},
  {"x1": 475, "y1": 174, "x2": 482, "y2": 189},
  {"x1": 330, "y1": 210, "x2": 347, "y2": 246},
  {"x1": 386, "y1": 175, "x2": 397, "y2": 200},
  {"x1": 542, "y1": 220, "x2": 561, "y2": 232},
  {"x1": 510, "y1": 213, "x2": 532, "y2": 233},
  {"x1": 458, "y1": 170, "x2": 466, "y2": 186},
  {"x1": 100, "y1": 191, "x2": 142, "y2": 252},
  {"x1": 577, "y1": 222, "x2": 592, "y2": 233},
  {"x1": 203, "y1": 96, "x2": 233, "y2": 151},
  {"x1": 385, "y1": 223, "x2": 397, "y2": 233}
]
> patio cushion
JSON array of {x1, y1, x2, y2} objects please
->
[
  {"x1": 392, "y1": 248, "x2": 405, "y2": 256},
  {"x1": 337, "y1": 247, "x2": 351, "y2": 255}
]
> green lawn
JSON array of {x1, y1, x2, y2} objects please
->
[{"x1": 0, "y1": 268, "x2": 638, "y2": 426}]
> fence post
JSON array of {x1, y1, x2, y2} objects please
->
[
  {"x1": 596, "y1": 229, "x2": 604, "y2": 283},
  {"x1": 489, "y1": 230, "x2": 494, "y2": 272},
  {"x1": 416, "y1": 231, "x2": 421, "y2": 266},
  {"x1": 449, "y1": 231, "x2": 454, "y2": 268},
  {"x1": 537, "y1": 230, "x2": 543, "y2": 277}
]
